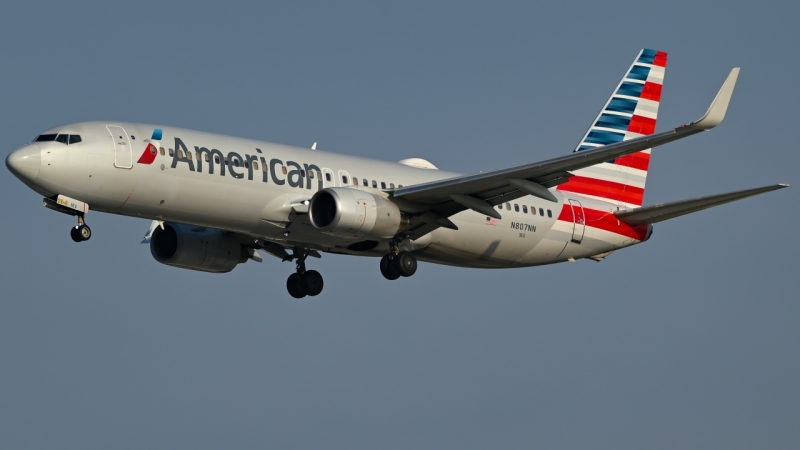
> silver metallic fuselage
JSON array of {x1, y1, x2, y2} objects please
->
[{"x1": 7, "y1": 121, "x2": 643, "y2": 268}]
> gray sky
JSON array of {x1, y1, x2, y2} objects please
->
[{"x1": 1, "y1": 1, "x2": 798, "y2": 449}]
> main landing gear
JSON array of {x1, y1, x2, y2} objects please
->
[
  {"x1": 380, "y1": 248, "x2": 418, "y2": 281},
  {"x1": 286, "y1": 248, "x2": 324, "y2": 299},
  {"x1": 70, "y1": 216, "x2": 91, "y2": 243}
]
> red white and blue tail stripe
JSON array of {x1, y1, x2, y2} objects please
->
[{"x1": 557, "y1": 49, "x2": 667, "y2": 208}]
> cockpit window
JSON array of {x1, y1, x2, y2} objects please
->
[{"x1": 35, "y1": 133, "x2": 82, "y2": 144}]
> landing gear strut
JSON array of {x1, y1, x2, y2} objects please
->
[
  {"x1": 380, "y1": 239, "x2": 417, "y2": 280},
  {"x1": 286, "y1": 248, "x2": 324, "y2": 298},
  {"x1": 70, "y1": 216, "x2": 91, "y2": 242}
]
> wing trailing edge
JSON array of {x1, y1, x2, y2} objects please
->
[{"x1": 614, "y1": 184, "x2": 789, "y2": 225}]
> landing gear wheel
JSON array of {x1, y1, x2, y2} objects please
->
[
  {"x1": 286, "y1": 273, "x2": 306, "y2": 299},
  {"x1": 393, "y1": 251, "x2": 417, "y2": 277},
  {"x1": 301, "y1": 270, "x2": 324, "y2": 296},
  {"x1": 70, "y1": 227, "x2": 82, "y2": 242},
  {"x1": 78, "y1": 224, "x2": 91, "y2": 241},
  {"x1": 380, "y1": 255, "x2": 401, "y2": 280}
]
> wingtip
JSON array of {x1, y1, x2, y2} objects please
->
[{"x1": 687, "y1": 67, "x2": 740, "y2": 131}]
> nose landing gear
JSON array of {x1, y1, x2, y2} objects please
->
[
  {"x1": 70, "y1": 216, "x2": 91, "y2": 242},
  {"x1": 286, "y1": 248, "x2": 324, "y2": 298}
]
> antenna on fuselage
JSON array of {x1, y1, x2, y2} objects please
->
[{"x1": 311, "y1": 142, "x2": 317, "y2": 150}]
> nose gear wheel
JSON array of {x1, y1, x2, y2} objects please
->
[{"x1": 70, "y1": 216, "x2": 91, "y2": 242}]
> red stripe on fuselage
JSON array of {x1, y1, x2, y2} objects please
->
[
  {"x1": 557, "y1": 176, "x2": 644, "y2": 206},
  {"x1": 557, "y1": 204, "x2": 649, "y2": 241}
]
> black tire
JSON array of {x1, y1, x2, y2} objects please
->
[
  {"x1": 301, "y1": 270, "x2": 324, "y2": 296},
  {"x1": 286, "y1": 273, "x2": 306, "y2": 298},
  {"x1": 380, "y1": 254, "x2": 401, "y2": 280},
  {"x1": 393, "y1": 251, "x2": 417, "y2": 277},
  {"x1": 70, "y1": 227, "x2": 82, "y2": 242},
  {"x1": 78, "y1": 225, "x2": 91, "y2": 241}
]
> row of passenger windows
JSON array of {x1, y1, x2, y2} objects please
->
[
  {"x1": 35, "y1": 133, "x2": 82, "y2": 144},
  {"x1": 160, "y1": 147, "x2": 402, "y2": 188},
  {"x1": 498, "y1": 202, "x2": 553, "y2": 218},
  {"x1": 338, "y1": 174, "x2": 401, "y2": 190}
]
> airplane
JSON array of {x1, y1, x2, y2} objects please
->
[{"x1": 5, "y1": 49, "x2": 789, "y2": 298}]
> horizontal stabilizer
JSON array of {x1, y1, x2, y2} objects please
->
[{"x1": 615, "y1": 184, "x2": 789, "y2": 224}]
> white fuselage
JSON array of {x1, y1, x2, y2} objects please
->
[{"x1": 10, "y1": 121, "x2": 651, "y2": 268}]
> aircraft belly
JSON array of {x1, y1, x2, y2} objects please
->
[{"x1": 425, "y1": 210, "x2": 543, "y2": 268}]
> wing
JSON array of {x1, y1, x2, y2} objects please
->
[
  {"x1": 392, "y1": 68, "x2": 741, "y2": 239},
  {"x1": 614, "y1": 184, "x2": 789, "y2": 225}
]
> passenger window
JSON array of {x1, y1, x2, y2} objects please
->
[
  {"x1": 531, "y1": 207, "x2": 536, "y2": 215},
  {"x1": 263, "y1": 164, "x2": 269, "y2": 173},
  {"x1": 547, "y1": 210, "x2": 552, "y2": 218},
  {"x1": 372, "y1": 180, "x2": 377, "y2": 188},
  {"x1": 160, "y1": 147, "x2": 165, "y2": 156},
  {"x1": 186, "y1": 151, "x2": 193, "y2": 160},
  {"x1": 309, "y1": 170, "x2": 315, "y2": 179},
  {"x1": 253, "y1": 162, "x2": 259, "y2": 171},
  {"x1": 353, "y1": 177, "x2": 358, "y2": 185},
  {"x1": 35, "y1": 134, "x2": 57, "y2": 142},
  {"x1": 55, "y1": 134, "x2": 68, "y2": 144},
  {"x1": 390, "y1": 183, "x2": 395, "y2": 189},
  {"x1": 149, "y1": 146, "x2": 157, "y2": 155},
  {"x1": 68, "y1": 135, "x2": 81, "y2": 144},
  {"x1": 214, "y1": 155, "x2": 220, "y2": 163},
  {"x1": 398, "y1": 185, "x2": 403, "y2": 188},
  {"x1": 235, "y1": 160, "x2": 240, "y2": 167},
  {"x1": 506, "y1": 203, "x2": 511, "y2": 210},
  {"x1": 381, "y1": 182, "x2": 386, "y2": 189},
  {"x1": 204, "y1": 153, "x2": 209, "y2": 162},
  {"x1": 514, "y1": 204, "x2": 519, "y2": 212},
  {"x1": 195, "y1": 152, "x2": 200, "y2": 161},
  {"x1": 169, "y1": 148, "x2": 174, "y2": 157},
  {"x1": 539, "y1": 208, "x2": 544, "y2": 216},
  {"x1": 325, "y1": 172, "x2": 332, "y2": 182},
  {"x1": 281, "y1": 166, "x2": 287, "y2": 175},
  {"x1": 363, "y1": 179, "x2": 368, "y2": 187},
  {"x1": 342, "y1": 175, "x2": 348, "y2": 184},
  {"x1": 300, "y1": 169, "x2": 305, "y2": 177},
  {"x1": 522, "y1": 205, "x2": 528, "y2": 213}
]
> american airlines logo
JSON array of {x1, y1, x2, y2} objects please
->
[{"x1": 139, "y1": 135, "x2": 324, "y2": 191}]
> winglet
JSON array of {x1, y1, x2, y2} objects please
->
[{"x1": 686, "y1": 68, "x2": 740, "y2": 131}]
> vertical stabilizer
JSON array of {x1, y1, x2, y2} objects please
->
[{"x1": 557, "y1": 49, "x2": 667, "y2": 207}]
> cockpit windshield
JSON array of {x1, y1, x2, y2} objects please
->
[
  {"x1": 35, "y1": 133, "x2": 81, "y2": 144},
  {"x1": 35, "y1": 134, "x2": 57, "y2": 142}
]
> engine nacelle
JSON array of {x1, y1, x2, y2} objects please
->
[
  {"x1": 309, "y1": 187, "x2": 408, "y2": 239},
  {"x1": 150, "y1": 223, "x2": 248, "y2": 273}
]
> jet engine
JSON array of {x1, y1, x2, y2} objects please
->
[
  {"x1": 309, "y1": 187, "x2": 409, "y2": 239},
  {"x1": 150, "y1": 222, "x2": 249, "y2": 273}
]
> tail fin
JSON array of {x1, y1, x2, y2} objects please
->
[{"x1": 557, "y1": 49, "x2": 667, "y2": 208}]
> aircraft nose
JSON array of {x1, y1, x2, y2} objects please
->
[{"x1": 6, "y1": 144, "x2": 41, "y2": 184}]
